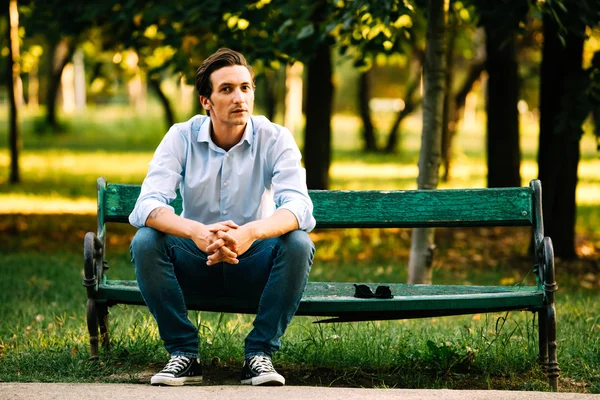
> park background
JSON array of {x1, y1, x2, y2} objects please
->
[{"x1": 1, "y1": 0, "x2": 599, "y2": 393}]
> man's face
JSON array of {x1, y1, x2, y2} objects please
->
[{"x1": 201, "y1": 65, "x2": 254, "y2": 128}]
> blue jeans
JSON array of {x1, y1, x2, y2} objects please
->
[{"x1": 130, "y1": 227, "x2": 314, "y2": 359}]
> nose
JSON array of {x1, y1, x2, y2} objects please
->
[{"x1": 232, "y1": 88, "x2": 244, "y2": 103}]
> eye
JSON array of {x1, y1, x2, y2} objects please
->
[{"x1": 221, "y1": 87, "x2": 231, "y2": 93}]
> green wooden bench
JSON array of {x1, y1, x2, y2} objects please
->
[{"x1": 83, "y1": 177, "x2": 559, "y2": 390}]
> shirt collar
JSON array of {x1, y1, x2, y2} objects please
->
[{"x1": 197, "y1": 116, "x2": 254, "y2": 148}]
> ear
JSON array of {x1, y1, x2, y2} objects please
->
[{"x1": 200, "y1": 96, "x2": 212, "y2": 111}]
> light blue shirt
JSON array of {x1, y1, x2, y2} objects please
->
[{"x1": 129, "y1": 115, "x2": 316, "y2": 232}]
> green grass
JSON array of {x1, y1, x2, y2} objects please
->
[
  {"x1": 0, "y1": 106, "x2": 599, "y2": 391},
  {"x1": 0, "y1": 244, "x2": 599, "y2": 390}
]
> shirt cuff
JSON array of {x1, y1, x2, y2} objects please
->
[{"x1": 278, "y1": 201, "x2": 316, "y2": 232}]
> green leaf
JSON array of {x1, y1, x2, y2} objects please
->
[
  {"x1": 297, "y1": 23, "x2": 315, "y2": 40},
  {"x1": 278, "y1": 19, "x2": 294, "y2": 35}
]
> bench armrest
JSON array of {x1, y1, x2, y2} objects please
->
[
  {"x1": 83, "y1": 232, "x2": 105, "y2": 298},
  {"x1": 536, "y1": 236, "x2": 557, "y2": 302}
]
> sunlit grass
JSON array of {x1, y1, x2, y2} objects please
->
[{"x1": 1, "y1": 249, "x2": 598, "y2": 389}]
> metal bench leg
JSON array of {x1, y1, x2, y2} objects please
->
[
  {"x1": 546, "y1": 305, "x2": 560, "y2": 391},
  {"x1": 86, "y1": 298, "x2": 99, "y2": 361},
  {"x1": 98, "y1": 303, "x2": 110, "y2": 353},
  {"x1": 538, "y1": 309, "x2": 548, "y2": 370},
  {"x1": 541, "y1": 237, "x2": 559, "y2": 391}
]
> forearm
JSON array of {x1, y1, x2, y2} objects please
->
[
  {"x1": 245, "y1": 208, "x2": 299, "y2": 241},
  {"x1": 145, "y1": 207, "x2": 204, "y2": 241}
]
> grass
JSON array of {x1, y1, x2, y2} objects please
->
[
  {"x1": 0, "y1": 105, "x2": 599, "y2": 391},
  {"x1": 1, "y1": 225, "x2": 599, "y2": 390}
]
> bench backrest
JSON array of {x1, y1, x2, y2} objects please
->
[{"x1": 97, "y1": 178, "x2": 543, "y2": 233}]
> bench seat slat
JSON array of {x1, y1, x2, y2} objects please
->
[
  {"x1": 98, "y1": 280, "x2": 544, "y2": 319},
  {"x1": 103, "y1": 184, "x2": 534, "y2": 228}
]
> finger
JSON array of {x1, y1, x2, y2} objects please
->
[
  {"x1": 216, "y1": 230, "x2": 238, "y2": 246},
  {"x1": 219, "y1": 252, "x2": 239, "y2": 264},
  {"x1": 218, "y1": 246, "x2": 238, "y2": 259},
  {"x1": 223, "y1": 220, "x2": 239, "y2": 229},
  {"x1": 206, "y1": 252, "x2": 223, "y2": 266},
  {"x1": 207, "y1": 251, "x2": 238, "y2": 265},
  {"x1": 209, "y1": 224, "x2": 230, "y2": 233},
  {"x1": 206, "y1": 238, "x2": 225, "y2": 253},
  {"x1": 208, "y1": 220, "x2": 239, "y2": 233}
]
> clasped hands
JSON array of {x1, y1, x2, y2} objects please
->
[{"x1": 197, "y1": 220, "x2": 255, "y2": 266}]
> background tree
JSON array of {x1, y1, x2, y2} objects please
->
[
  {"x1": 538, "y1": 0, "x2": 600, "y2": 259},
  {"x1": 6, "y1": 0, "x2": 21, "y2": 183},
  {"x1": 408, "y1": 0, "x2": 449, "y2": 284},
  {"x1": 23, "y1": 0, "x2": 92, "y2": 130},
  {"x1": 440, "y1": 2, "x2": 483, "y2": 181},
  {"x1": 473, "y1": 0, "x2": 529, "y2": 188}
]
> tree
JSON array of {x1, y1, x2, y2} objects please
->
[
  {"x1": 23, "y1": 1, "x2": 91, "y2": 130},
  {"x1": 408, "y1": 0, "x2": 448, "y2": 284},
  {"x1": 359, "y1": 69, "x2": 377, "y2": 152},
  {"x1": 6, "y1": 0, "x2": 21, "y2": 183},
  {"x1": 440, "y1": 3, "x2": 483, "y2": 181},
  {"x1": 354, "y1": 7, "x2": 425, "y2": 154},
  {"x1": 537, "y1": 0, "x2": 600, "y2": 259},
  {"x1": 385, "y1": 51, "x2": 423, "y2": 153},
  {"x1": 473, "y1": 1, "x2": 529, "y2": 188}
]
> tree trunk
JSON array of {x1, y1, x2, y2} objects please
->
[
  {"x1": 408, "y1": 0, "x2": 448, "y2": 284},
  {"x1": 485, "y1": 28, "x2": 521, "y2": 187},
  {"x1": 304, "y1": 42, "x2": 333, "y2": 190},
  {"x1": 385, "y1": 61, "x2": 422, "y2": 153},
  {"x1": 442, "y1": 59, "x2": 486, "y2": 181},
  {"x1": 46, "y1": 37, "x2": 77, "y2": 129},
  {"x1": 537, "y1": 14, "x2": 584, "y2": 260},
  {"x1": 441, "y1": 10, "x2": 458, "y2": 182},
  {"x1": 7, "y1": 0, "x2": 21, "y2": 184},
  {"x1": 359, "y1": 69, "x2": 377, "y2": 152},
  {"x1": 454, "y1": 60, "x2": 486, "y2": 121},
  {"x1": 148, "y1": 77, "x2": 175, "y2": 129}
]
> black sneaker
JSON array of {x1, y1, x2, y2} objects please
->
[
  {"x1": 240, "y1": 355, "x2": 285, "y2": 386},
  {"x1": 150, "y1": 355, "x2": 203, "y2": 386}
]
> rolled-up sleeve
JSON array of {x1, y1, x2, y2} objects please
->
[
  {"x1": 271, "y1": 129, "x2": 316, "y2": 232},
  {"x1": 129, "y1": 125, "x2": 187, "y2": 228}
]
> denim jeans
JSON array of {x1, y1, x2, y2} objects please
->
[{"x1": 130, "y1": 227, "x2": 315, "y2": 359}]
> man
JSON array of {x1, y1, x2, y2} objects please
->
[{"x1": 129, "y1": 48, "x2": 316, "y2": 387}]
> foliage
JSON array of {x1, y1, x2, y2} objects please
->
[{"x1": 76, "y1": 0, "x2": 417, "y2": 82}]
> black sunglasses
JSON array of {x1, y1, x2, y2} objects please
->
[{"x1": 353, "y1": 284, "x2": 393, "y2": 299}]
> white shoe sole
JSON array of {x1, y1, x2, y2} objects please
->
[
  {"x1": 151, "y1": 374, "x2": 203, "y2": 386},
  {"x1": 241, "y1": 372, "x2": 285, "y2": 386}
]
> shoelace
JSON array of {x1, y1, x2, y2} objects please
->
[
  {"x1": 161, "y1": 356, "x2": 191, "y2": 374},
  {"x1": 249, "y1": 356, "x2": 276, "y2": 373}
]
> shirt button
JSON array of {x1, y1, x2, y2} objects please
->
[
  {"x1": 222, "y1": 210, "x2": 228, "y2": 215},
  {"x1": 223, "y1": 182, "x2": 228, "y2": 187},
  {"x1": 225, "y1": 153, "x2": 229, "y2": 158}
]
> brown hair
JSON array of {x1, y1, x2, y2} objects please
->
[{"x1": 195, "y1": 48, "x2": 255, "y2": 100}]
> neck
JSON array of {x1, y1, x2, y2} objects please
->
[{"x1": 210, "y1": 120, "x2": 246, "y2": 151}]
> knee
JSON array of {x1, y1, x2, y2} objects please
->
[
  {"x1": 130, "y1": 226, "x2": 165, "y2": 258},
  {"x1": 281, "y1": 230, "x2": 315, "y2": 266}
]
